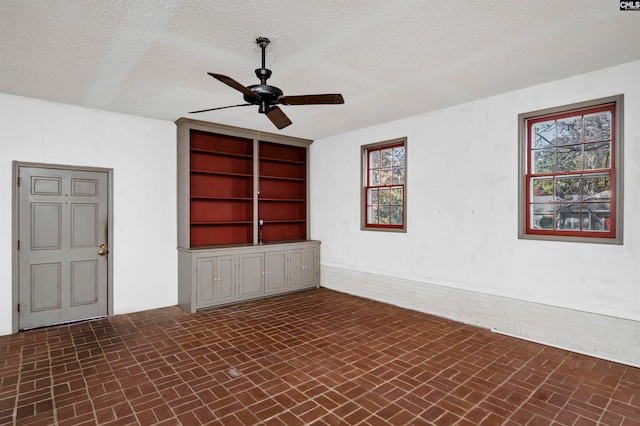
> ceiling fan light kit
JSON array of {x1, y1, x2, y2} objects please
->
[{"x1": 190, "y1": 37, "x2": 344, "y2": 129}]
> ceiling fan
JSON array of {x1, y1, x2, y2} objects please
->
[{"x1": 189, "y1": 37, "x2": 344, "y2": 130}]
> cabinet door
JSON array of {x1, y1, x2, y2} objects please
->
[
  {"x1": 265, "y1": 251, "x2": 287, "y2": 294},
  {"x1": 290, "y1": 246, "x2": 318, "y2": 289},
  {"x1": 216, "y1": 256, "x2": 236, "y2": 303},
  {"x1": 196, "y1": 257, "x2": 217, "y2": 306},
  {"x1": 302, "y1": 246, "x2": 318, "y2": 288},
  {"x1": 196, "y1": 255, "x2": 236, "y2": 307},
  {"x1": 238, "y1": 253, "x2": 264, "y2": 299},
  {"x1": 290, "y1": 249, "x2": 304, "y2": 289}
]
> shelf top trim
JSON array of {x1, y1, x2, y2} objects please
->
[{"x1": 176, "y1": 117, "x2": 313, "y2": 147}]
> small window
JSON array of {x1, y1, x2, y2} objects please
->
[
  {"x1": 518, "y1": 95, "x2": 623, "y2": 244},
  {"x1": 361, "y1": 138, "x2": 406, "y2": 232}
]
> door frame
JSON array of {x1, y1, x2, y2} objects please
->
[{"x1": 11, "y1": 161, "x2": 114, "y2": 333}]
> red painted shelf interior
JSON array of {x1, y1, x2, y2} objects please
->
[
  {"x1": 190, "y1": 130, "x2": 254, "y2": 247},
  {"x1": 188, "y1": 132, "x2": 308, "y2": 247},
  {"x1": 259, "y1": 141, "x2": 307, "y2": 242}
]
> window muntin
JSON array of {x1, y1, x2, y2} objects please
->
[
  {"x1": 362, "y1": 140, "x2": 406, "y2": 231},
  {"x1": 524, "y1": 102, "x2": 618, "y2": 240}
]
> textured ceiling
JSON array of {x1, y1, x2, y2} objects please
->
[{"x1": 1, "y1": 0, "x2": 639, "y2": 140}]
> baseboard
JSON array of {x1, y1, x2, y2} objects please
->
[{"x1": 320, "y1": 264, "x2": 640, "y2": 368}]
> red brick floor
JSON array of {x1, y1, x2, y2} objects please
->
[{"x1": 1, "y1": 288, "x2": 639, "y2": 425}]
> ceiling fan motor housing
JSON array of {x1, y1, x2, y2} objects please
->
[{"x1": 246, "y1": 79, "x2": 283, "y2": 113}]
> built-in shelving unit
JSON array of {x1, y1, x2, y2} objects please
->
[{"x1": 176, "y1": 118, "x2": 319, "y2": 312}]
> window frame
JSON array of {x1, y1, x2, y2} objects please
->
[
  {"x1": 361, "y1": 138, "x2": 407, "y2": 232},
  {"x1": 518, "y1": 95, "x2": 624, "y2": 244}
]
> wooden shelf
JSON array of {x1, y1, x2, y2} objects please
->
[
  {"x1": 191, "y1": 221, "x2": 253, "y2": 225},
  {"x1": 259, "y1": 198, "x2": 306, "y2": 202},
  {"x1": 259, "y1": 156, "x2": 305, "y2": 165},
  {"x1": 259, "y1": 175, "x2": 305, "y2": 181},
  {"x1": 261, "y1": 219, "x2": 307, "y2": 224},
  {"x1": 191, "y1": 147, "x2": 252, "y2": 159},
  {"x1": 191, "y1": 169, "x2": 253, "y2": 178},
  {"x1": 191, "y1": 196, "x2": 253, "y2": 201}
]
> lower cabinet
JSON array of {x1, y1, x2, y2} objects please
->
[{"x1": 178, "y1": 241, "x2": 320, "y2": 313}]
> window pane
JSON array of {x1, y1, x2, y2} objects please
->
[
  {"x1": 532, "y1": 148, "x2": 556, "y2": 173},
  {"x1": 532, "y1": 120, "x2": 556, "y2": 148},
  {"x1": 392, "y1": 167, "x2": 405, "y2": 184},
  {"x1": 391, "y1": 206, "x2": 403, "y2": 225},
  {"x1": 379, "y1": 188, "x2": 391, "y2": 204},
  {"x1": 556, "y1": 204, "x2": 581, "y2": 230},
  {"x1": 381, "y1": 149, "x2": 392, "y2": 167},
  {"x1": 379, "y1": 205, "x2": 390, "y2": 224},
  {"x1": 368, "y1": 188, "x2": 379, "y2": 204},
  {"x1": 369, "y1": 169, "x2": 379, "y2": 186},
  {"x1": 557, "y1": 146, "x2": 582, "y2": 172},
  {"x1": 380, "y1": 168, "x2": 392, "y2": 185},
  {"x1": 582, "y1": 203, "x2": 610, "y2": 232},
  {"x1": 391, "y1": 187, "x2": 403, "y2": 205},
  {"x1": 369, "y1": 150, "x2": 381, "y2": 168},
  {"x1": 392, "y1": 146, "x2": 405, "y2": 166},
  {"x1": 555, "y1": 176, "x2": 580, "y2": 201},
  {"x1": 556, "y1": 116, "x2": 582, "y2": 145},
  {"x1": 582, "y1": 174, "x2": 610, "y2": 201},
  {"x1": 584, "y1": 111, "x2": 611, "y2": 142},
  {"x1": 368, "y1": 205, "x2": 378, "y2": 224},
  {"x1": 583, "y1": 142, "x2": 611, "y2": 170},
  {"x1": 531, "y1": 204, "x2": 554, "y2": 229},
  {"x1": 531, "y1": 177, "x2": 553, "y2": 203}
]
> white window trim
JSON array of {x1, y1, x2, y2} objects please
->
[{"x1": 517, "y1": 94, "x2": 624, "y2": 245}]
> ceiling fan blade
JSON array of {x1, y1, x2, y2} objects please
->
[
  {"x1": 208, "y1": 73, "x2": 260, "y2": 101},
  {"x1": 266, "y1": 106, "x2": 292, "y2": 129},
  {"x1": 278, "y1": 94, "x2": 344, "y2": 106},
  {"x1": 189, "y1": 103, "x2": 252, "y2": 114}
]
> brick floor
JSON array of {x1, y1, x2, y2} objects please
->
[{"x1": 1, "y1": 288, "x2": 639, "y2": 425}]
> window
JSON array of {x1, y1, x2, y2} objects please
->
[
  {"x1": 361, "y1": 138, "x2": 406, "y2": 231},
  {"x1": 518, "y1": 95, "x2": 623, "y2": 244}
]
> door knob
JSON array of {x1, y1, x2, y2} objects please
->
[{"x1": 98, "y1": 243, "x2": 109, "y2": 256}]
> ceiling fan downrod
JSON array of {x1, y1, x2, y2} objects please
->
[{"x1": 255, "y1": 37, "x2": 272, "y2": 85}]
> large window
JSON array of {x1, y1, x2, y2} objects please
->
[
  {"x1": 361, "y1": 138, "x2": 406, "y2": 232},
  {"x1": 518, "y1": 95, "x2": 623, "y2": 244}
]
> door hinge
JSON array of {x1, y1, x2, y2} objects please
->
[
  {"x1": 17, "y1": 240, "x2": 20, "y2": 250},
  {"x1": 17, "y1": 176, "x2": 20, "y2": 186},
  {"x1": 17, "y1": 303, "x2": 20, "y2": 313}
]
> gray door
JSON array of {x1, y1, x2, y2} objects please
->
[{"x1": 18, "y1": 166, "x2": 109, "y2": 329}]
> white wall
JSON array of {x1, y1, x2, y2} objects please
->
[
  {"x1": 0, "y1": 94, "x2": 177, "y2": 335},
  {"x1": 311, "y1": 61, "x2": 640, "y2": 365}
]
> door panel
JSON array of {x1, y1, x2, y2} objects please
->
[
  {"x1": 19, "y1": 166, "x2": 109, "y2": 329},
  {"x1": 30, "y1": 263, "x2": 61, "y2": 311},
  {"x1": 32, "y1": 203, "x2": 62, "y2": 249}
]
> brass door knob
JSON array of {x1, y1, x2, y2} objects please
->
[{"x1": 98, "y1": 243, "x2": 109, "y2": 256}]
